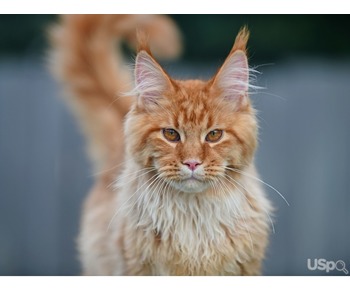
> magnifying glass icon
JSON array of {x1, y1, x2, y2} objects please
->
[{"x1": 335, "y1": 260, "x2": 349, "y2": 275}]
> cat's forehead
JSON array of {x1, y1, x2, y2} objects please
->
[{"x1": 167, "y1": 79, "x2": 222, "y2": 129}]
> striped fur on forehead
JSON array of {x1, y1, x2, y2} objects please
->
[
  {"x1": 170, "y1": 80, "x2": 214, "y2": 129},
  {"x1": 165, "y1": 81, "x2": 253, "y2": 133}
]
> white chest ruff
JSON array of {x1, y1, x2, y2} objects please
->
[{"x1": 115, "y1": 174, "x2": 269, "y2": 275}]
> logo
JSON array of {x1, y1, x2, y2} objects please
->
[{"x1": 307, "y1": 258, "x2": 348, "y2": 275}]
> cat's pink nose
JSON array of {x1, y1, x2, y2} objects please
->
[{"x1": 183, "y1": 160, "x2": 202, "y2": 171}]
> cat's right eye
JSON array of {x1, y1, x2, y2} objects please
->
[{"x1": 162, "y1": 128, "x2": 181, "y2": 142}]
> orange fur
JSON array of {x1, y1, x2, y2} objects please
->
[
  {"x1": 49, "y1": 16, "x2": 272, "y2": 275},
  {"x1": 231, "y1": 25, "x2": 250, "y2": 53},
  {"x1": 49, "y1": 15, "x2": 182, "y2": 182}
]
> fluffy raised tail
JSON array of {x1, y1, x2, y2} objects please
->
[{"x1": 49, "y1": 15, "x2": 182, "y2": 183}]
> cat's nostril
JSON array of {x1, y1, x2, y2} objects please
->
[{"x1": 183, "y1": 160, "x2": 202, "y2": 171}]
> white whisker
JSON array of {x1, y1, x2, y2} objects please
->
[
  {"x1": 107, "y1": 172, "x2": 159, "y2": 231},
  {"x1": 220, "y1": 172, "x2": 275, "y2": 234},
  {"x1": 225, "y1": 166, "x2": 290, "y2": 207},
  {"x1": 112, "y1": 167, "x2": 156, "y2": 189},
  {"x1": 216, "y1": 176, "x2": 254, "y2": 252},
  {"x1": 88, "y1": 156, "x2": 136, "y2": 178}
]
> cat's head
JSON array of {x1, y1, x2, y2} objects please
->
[{"x1": 125, "y1": 27, "x2": 258, "y2": 193}]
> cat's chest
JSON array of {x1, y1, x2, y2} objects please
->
[
  {"x1": 148, "y1": 220, "x2": 243, "y2": 275},
  {"x1": 136, "y1": 195, "x2": 248, "y2": 275}
]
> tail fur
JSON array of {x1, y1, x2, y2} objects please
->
[{"x1": 49, "y1": 15, "x2": 182, "y2": 183}]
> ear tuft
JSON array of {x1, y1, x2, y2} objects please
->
[
  {"x1": 136, "y1": 30, "x2": 152, "y2": 55},
  {"x1": 231, "y1": 26, "x2": 250, "y2": 54},
  {"x1": 211, "y1": 27, "x2": 251, "y2": 108}
]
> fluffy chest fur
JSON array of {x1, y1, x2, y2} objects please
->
[{"x1": 114, "y1": 165, "x2": 271, "y2": 275}]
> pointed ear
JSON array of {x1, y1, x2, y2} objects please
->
[
  {"x1": 212, "y1": 27, "x2": 250, "y2": 109},
  {"x1": 134, "y1": 50, "x2": 172, "y2": 109}
]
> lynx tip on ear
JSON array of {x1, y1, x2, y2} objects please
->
[
  {"x1": 136, "y1": 30, "x2": 152, "y2": 56},
  {"x1": 231, "y1": 26, "x2": 250, "y2": 54}
]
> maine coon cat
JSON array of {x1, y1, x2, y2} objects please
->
[{"x1": 50, "y1": 15, "x2": 272, "y2": 275}]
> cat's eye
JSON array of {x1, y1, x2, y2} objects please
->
[
  {"x1": 162, "y1": 128, "x2": 180, "y2": 142},
  {"x1": 205, "y1": 129, "x2": 223, "y2": 143}
]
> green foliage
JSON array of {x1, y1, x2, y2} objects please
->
[
  {"x1": 0, "y1": 15, "x2": 56, "y2": 56},
  {"x1": 0, "y1": 15, "x2": 349, "y2": 62},
  {"x1": 172, "y1": 15, "x2": 350, "y2": 62}
]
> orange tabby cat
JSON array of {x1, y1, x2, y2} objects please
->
[{"x1": 50, "y1": 15, "x2": 272, "y2": 275}]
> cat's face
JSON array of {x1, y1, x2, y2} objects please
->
[{"x1": 125, "y1": 28, "x2": 257, "y2": 193}]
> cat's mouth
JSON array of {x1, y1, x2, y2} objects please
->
[
  {"x1": 182, "y1": 177, "x2": 202, "y2": 182},
  {"x1": 169, "y1": 175, "x2": 208, "y2": 193}
]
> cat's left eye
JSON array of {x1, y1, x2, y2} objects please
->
[
  {"x1": 205, "y1": 129, "x2": 223, "y2": 143},
  {"x1": 163, "y1": 128, "x2": 181, "y2": 142}
]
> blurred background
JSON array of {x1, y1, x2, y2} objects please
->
[{"x1": 0, "y1": 15, "x2": 349, "y2": 276}]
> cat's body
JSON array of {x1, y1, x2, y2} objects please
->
[{"x1": 50, "y1": 15, "x2": 272, "y2": 275}]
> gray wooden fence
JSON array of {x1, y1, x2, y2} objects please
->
[{"x1": 0, "y1": 57, "x2": 349, "y2": 275}]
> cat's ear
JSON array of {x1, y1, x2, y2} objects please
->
[
  {"x1": 134, "y1": 50, "x2": 172, "y2": 109},
  {"x1": 212, "y1": 27, "x2": 250, "y2": 109}
]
